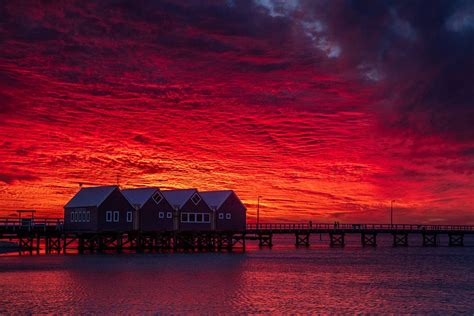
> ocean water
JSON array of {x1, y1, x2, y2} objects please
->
[{"x1": 0, "y1": 235, "x2": 473, "y2": 314}]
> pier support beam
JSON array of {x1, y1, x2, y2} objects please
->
[
  {"x1": 361, "y1": 232, "x2": 377, "y2": 247},
  {"x1": 18, "y1": 234, "x2": 34, "y2": 254},
  {"x1": 258, "y1": 233, "x2": 273, "y2": 247},
  {"x1": 295, "y1": 232, "x2": 310, "y2": 247},
  {"x1": 448, "y1": 233, "x2": 464, "y2": 247},
  {"x1": 392, "y1": 233, "x2": 408, "y2": 247},
  {"x1": 329, "y1": 232, "x2": 345, "y2": 247},
  {"x1": 154, "y1": 233, "x2": 172, "y2": 250},
  {"x1": 46, "y1": 235, "x2": 62, "y2": 254},
  {"x1": 78, "y1": 235, "x2": 85, "y2": 254},
  {"x1": 422, "y1": 233, "x2": 438, "y2": 247},
  {"x1": 217, "y1": 233, "x2": 245, "y2": 251}
]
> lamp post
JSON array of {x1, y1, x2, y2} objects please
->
[
  {"x1": 391, "y1": 200, "x2": 395, "y2": 227},
  {"x1": 257, "y1": 196, "x2": 262, "y2": 230}
]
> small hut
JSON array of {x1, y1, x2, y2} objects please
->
[
  {"x1": 122, "y1": 188, "x2": 175, "y2": 231},
  {"x1": 200, "y1": 190, "x2": 246, "y2": 231},
  {"x1": 64, "y1": 186, "x2": 136, "y2": 232},
  {"x1": 161, "y1": 189, "x2": 213, "y2": 231}
]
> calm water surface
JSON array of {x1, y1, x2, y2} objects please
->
[{"x1": 1, "y1": 236, "x2": 473, "y2": 314}]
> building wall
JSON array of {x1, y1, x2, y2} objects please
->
[
  {"x1": 139, "y1": 197, "x2": 175, "y2": 232},
  {"x1": 64, "y1": 206, "x2": 97, "y2": 232},
  {"x1": 178, "y1": 195, "x2": 213, "y2": 231},
  {"x1": 97, "y1": 189, "x2": 136, "y2": 232},
  {"x1": 216, "y1": 193, "x2": 246, "y2": 231}
]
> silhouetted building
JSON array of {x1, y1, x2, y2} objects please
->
[
  {"x1": 161, "y1": 189, "x2": 213, "y2": 231},
  {"x1": 200, "y1": 190, "x2": 246, "y2": 231},
  {"x1": 64, "y1": 186, "x2": 136, "y2": 232},
  {"x1": 122, "y1": 187, "x2": 176, "y2": 231}
]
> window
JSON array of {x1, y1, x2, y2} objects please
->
[
  {"x1": 106, "y1": 211, "x2": 112, "y2": 222},
  {"x1": 79, "y1": 211, "x2": 83, "y2": 222},
  {"x1": 86, "y1": 211, "x2": 90, "y2": 222},
  {"x1": 166, "y1": 212, "x2": 172, "y2": 219},
  {"x1": 126, "y1": 211, "x2": 133, "y2": 223},
  {"x1": 196, "y1": 214, "x2": 203, "y2": 222},
  {"x1": 180, "y1": 213, "x2": 210, "y2": 223},
  {"x1": 191, "y1": 193, "x2": 201, "y2": 205},
  {"x1": 218, "y1": 213, "x2": 224, "y2": 220},
  {"x1": 159, "y1": 212, "x2": 165, "y2": 219},
  {"x1": 152, "y1": 191, "x2": 163, "y2": 204},
  {"x1": 71, "y1": 211, "x2": 75, "y2": 222},
  {"x1": 226, "y1": 213, "x2": 231, "y2": 220},
  {"x1": 113, "y1": 211, "x2": 119, "y2": 222}
]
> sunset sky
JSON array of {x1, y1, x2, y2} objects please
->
[{"x1": 0, "y1": 1, "x2": 473, "y2": 224}]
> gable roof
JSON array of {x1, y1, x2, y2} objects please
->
[
  {"x1": 122, "y1": 188, "x2": 159, "y2": 209},
  {"x1": 161, "y1": 189, "x2": 198, "y2": 209},
  {"x1": 200, "y1": 190, "x2": 234, "y2": 210},
  {"x1": 64, "y1": 186, "x2": 118, "y2": 208}
]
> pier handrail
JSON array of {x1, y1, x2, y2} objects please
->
[
  {"x1": 245, "y1": 223, "x2": 474, "y2": 231},
  {"x1": 0, "y1": 217, "x2": 64, "y2": 231},
  {"x1": 2, "y1": 217, "x2": 473, "y2": 232}
]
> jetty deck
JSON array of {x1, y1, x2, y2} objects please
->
[{"x1": 1, "y1": 218, "x2": 473, "y2": 254}]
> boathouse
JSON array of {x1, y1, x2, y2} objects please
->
[
  {"x1": 64, "y1": 186, "x2": 136, "y2": 232},
  {"x1": 200, "y1": 190, "x2": 246, "y2": 231},
  {"x1": 161, "y1": 189, "x2": 213, "y2": 231},
  {"x1": 122, "y1": 188, "x2": 175, "y2": 232}
]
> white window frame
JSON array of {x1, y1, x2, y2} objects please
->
[
  {"x1": 86, "y1": 211, "x2": 90, "y2": 222},
  {"x1": 191, "y1": 193, "x2": 201, "y2": 205},
  {"x1": 106, "y1": 211, "x2": 112, "y2": 222},
  {"x1": 126, "y1": 211, "x2": 133, "y2": 223},
  {"x1": 159, "y1": 212, "x2": 165, "y2": 219},
  {"x1": 113, "y1": 211, "x2": 119, "y2": 222},
  {"x1": 166, "y1": 212, "x2": 172, "y2": 219},
  {"x1": 226, "y1": 213, "x2": 231, "y2": 220},
  {"x1": 196, "y1": 213, "x2": 203, "y2": 222},
  {"x1": 152, "y1": 191, "x2": 163, "y2": 204},
  {"x1": 79, "y1": 211, "x2": 83, "y2": 222},
  {"x1": 218, "y1": 213, "x2": 224, "y2": 220},
  {"x1": 180, "y1": 212, "x2": 211, "y2": 223},
  {"x1": 71, "y1": 211, "x2": 75, "y2": 222}
]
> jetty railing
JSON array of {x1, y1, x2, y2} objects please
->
[
  {"x1": 1, "y1": 218, "x2": 473, "y2": 232},
  {"x1": 0, "y1": 217, "x2": 63, "y2": 231},
  {"x1": 245, "y1": 223, "x2": 474, "y2": 231}
]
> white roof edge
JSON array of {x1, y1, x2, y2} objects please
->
[
  {"x1": 64, "y1": 185, "x2": 119, "y2": 208},
  {"x1": 161, "y1": 188, "x2": 199, "y2": 209},
  {"x1": 200, "y1": 190, "x2": 235, "y2": 210},
  {"x1": 121, "y1": 187, "x2": 160, "y2": 209}
]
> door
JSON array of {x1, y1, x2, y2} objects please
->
[{"x1": 133, "y1": 210, "x2": 139, "y2": 230}]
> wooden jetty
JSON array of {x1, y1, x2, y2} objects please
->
[{"x1": 0, "y1": 218, "x2": 473, "y2": 255}]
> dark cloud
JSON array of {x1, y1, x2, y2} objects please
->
[
  {"x1": 133, "y1": 134, "x2": 151, "y2": 144},
  {"x1": 0, "y1": 93, "x2": 14, "y2": 114},
  {"x1": 297, "y1": 0, "x2": 474, "y2": 141},
  {"x1": 0, "y1": 170, "x2": 40, "y2": 184}
]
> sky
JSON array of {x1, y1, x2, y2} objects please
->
[{"x1": 0, "y1": 0, "x2": 473, "y2": 224}]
